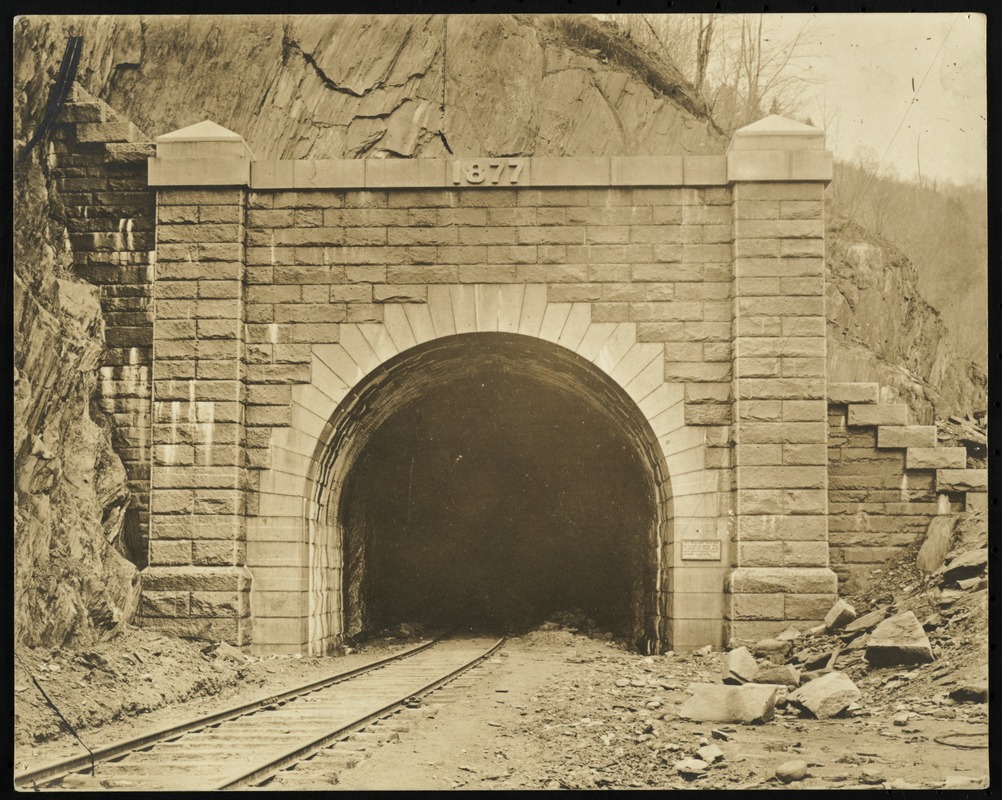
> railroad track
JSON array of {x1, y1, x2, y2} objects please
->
[{"x1": 15, "y1": 635, "x2": 504, "y2": 791}]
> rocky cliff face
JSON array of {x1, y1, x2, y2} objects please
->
[
  {"x1": 825, "y1": 219, "x2": 986, "y2": 422},
  {"x1": 13, "y1": 14, "x2": 985, "y2": 646},
  {"x1": 14, "y1": 153, "x2": 141, "y2": 647},
  {"x1": 15, "y1": 15, "x2": 722, "y2": 162}
]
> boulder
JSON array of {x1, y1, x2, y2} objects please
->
[
  {"x1": 788, "y1": 671, "x2": 861, "y2": 719},
  {"x1": 722, "y1": 646, "x2": 760, "y2": 684},
  {"x1": 678, "y1": 684, "x2": 778, "y2": 724},
  {"x1": 865, "y1": 611, "x2": 935, "y2": 666},
  {"x1": 842, "y1": 607, "x2": 887, "y2": 634},
  {"x1": 756, "y1": 664, "x2": 801, "y2": 687},
  {"x1": 824, "y1": 599, "x2": 856, "y2": 631},
  {"x1": 775, "y1": 760, "x2": 808, "y2": 783},
  {"x1": 776, "y1": 627, "x2": 801, "y2": 641},
  {"x1": 916, "y1": 516, "x2": 955, "y2": 573}
]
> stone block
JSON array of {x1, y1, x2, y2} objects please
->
[
  {"x1": 942, "y1": 548, "x2": 987, "y2": 583},
  {"x1": 755, "y1": 665, "x2": 800, "y2": 687},
  {"x1": 842, "y1": 607, "x2": 887, "y2": 634},
  {"x1": 847, "y1": 404, "x2": 908, "y2": 426},
  {"x1": 682, "y1": 156, "x2": 728, "y2": 185},
  {"x1": 722, "y1": 646, "x2": 760, "y2": 684},
  {"x1": 905, "y1": 447, "x2": 966, "y2": 470},
  {"x1": 782, "y1": 593, "x2": 833, "y2": 621},
  {"x1": 936, "y1": 469, "x2": 987, "y2": 492},
  {"x1": 677, "y1": 683, "x2": 777, "y2": 724},
  {"x1": 877, "y1": 426, "x2": 937, "y2": 449},
  {"x1": 730, "y1": 591, "x2": 784, "y2": 619},
  {"x1": 610, "y1": 156, "x2": 683, "y2": 186},
  {"x1": 77, "y1": 121, "x2": 141, "y2": 143},
  {"x1": 190, "y1": 590, "x2": 247, "y2": 618},
  {"x1": 826, "y1": 383, "x2": 879, "y2": 406},
  {"x1": 727, "y1": 567, "x2": 838, "y2": 595},
  {"x1": 149, "y1": 539, "x2": 192, "y2": 565},
  {"x1": 149, "y1": 157, "x2": 251, "y2": 187},
  {"x1": 865, "y1": 611, "x2": 934, "y2": 666},
  {"x1": 823, "y1": 598, "x2": 856, "y2": 631},
  {"x1": 788, "y1": 671, "x2": 861, "y2": 718},
  {"x1": 916, "y1": 516, "x2": 955, "y2": 573},
  {"x1": 140, "y1": 590, "x2": 190, "y2": 618},
  {"x1": 965, "y1": 492, "x2": 988, "y2": 512}
]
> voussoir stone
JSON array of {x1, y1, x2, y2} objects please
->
[
  {"x1": 788, "y1": 670, "x2": 861, "y2": 718},
  {"x1": 865, "y1": 611, "x2": 934, "y2": 666},
  {"x1": 678, "y1": 683, "x2": 778, "y2": 724}
]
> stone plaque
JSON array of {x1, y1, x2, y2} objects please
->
[{"x1": 681, "y1": 539, "x2": 721, "y2": 561}]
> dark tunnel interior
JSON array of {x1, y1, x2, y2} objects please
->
[{"x1": 335, "y1": 337, "x2": 658, "y2": 639}]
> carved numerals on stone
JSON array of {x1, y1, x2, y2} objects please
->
[{"x1": 451, "y1": 159, "x2": 525, "y2": 186}]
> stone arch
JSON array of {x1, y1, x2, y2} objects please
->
[{"x1": 247, "y1": 284, "x2": 720, "y2": 655}]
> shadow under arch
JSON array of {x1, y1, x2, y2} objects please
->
[{"x1": 306, "y1": 332, "x2": 674, "y2": 654}]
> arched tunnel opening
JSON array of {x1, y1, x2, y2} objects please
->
[{"x1": 313, "y1": 333, "x2": 670, "y2": 649}]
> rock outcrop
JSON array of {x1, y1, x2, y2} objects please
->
[
  {"x1": 15, "y1": 15, "x2": 724, "y2": 162},
  {"x1": 825, "y1": 219, "x2": 986, "y2": 421},
  {"x1": 14, "y1": 149, "x2": 140, "y2": 647}
]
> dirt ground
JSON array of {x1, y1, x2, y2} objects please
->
[
  {"x1": 13, "y1": 628, "x2": 430, "y2": 773},
  {"x1": 14, "y1": 511, "x2": 989, "y2": 790},
  {"x1": 320, "y1": 628, "x2": 988, "y2": 791},
  {"x1": 15, "y1": 625, "x2": 988, "y2": 791}
]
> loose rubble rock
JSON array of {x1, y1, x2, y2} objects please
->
[
  {"x1": 674, "y1": 758, "x2": 708, "y2": 778},
  {"x1": 824, "y1": 599, "x2": 856, "y2": 631},
  {"x1": 941, "y1": 548, "x2": 987, "y2": 584},
  {"x1": 949, "y1": 682, "x2": 988, "y2": 704},
  {"x1": 756, "y1": 665, "x2": 801, "y2": 688},
  {"x1": 677, "y1": 683, "x2": 777, "y2": 724},
  {"x1": 696, "y1": 744, "x2": 724, "y2": 763},
  {"x1": 865, "y1": 611, "x2": 934, "y2": 667},
  {"x1": 721, "y1": 647, "x2": 759, "y2": 685},
  {"x1": 842, "y1": 607, "x2": 887, "y2": 634},
  {"x1": 751, "y1": 639, "x2": 791, "y2": 664},
  {"x1": 775, "y1": 760, "x2": 808, "y2": 783},
  {"x1": 916, "y1": 516, "x2": 955, "y2": 573},
  {"x1": 788, "y1": 671, "x2": 861, "y2": 719}
]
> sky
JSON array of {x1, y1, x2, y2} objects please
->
[{"x1": 760, "y1": 13, "x2": 987, "y2": 187}]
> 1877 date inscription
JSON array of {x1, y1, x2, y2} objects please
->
[{"x1": 451, "y1": 159, "x2": 525, "y2": 186}]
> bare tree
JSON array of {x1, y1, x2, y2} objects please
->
[{"x1": 609, "y1": 14, "x2": 816, "y2": 134}]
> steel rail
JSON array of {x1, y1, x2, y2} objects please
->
[
  {"x1": 13, "y1": 637, "x2": 440, "y2": 790},
  {"x1": 214, "y1": 637, "x2": 506, "y2": 790}
]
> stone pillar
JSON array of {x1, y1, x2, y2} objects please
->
[
  {"x1": 140, "y1": 122, "x2": 253, "y2": 645},
  {"x1": 725, "y1": 116, "x2": 839, "y2": 645}
]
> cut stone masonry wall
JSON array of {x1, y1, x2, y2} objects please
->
[
  {"x1": 49, "y1": 84, "x2": 156, "y2": 565},
  {"x1": 826, "y1": 381, "x2": 987, "y2": 594},
  {"x1": 50, "y1": 88, "x2": 985, "y2": 657}
]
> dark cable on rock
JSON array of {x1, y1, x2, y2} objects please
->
[
  {"x1": 17, "y1": 35, "x2": 83, "y2": 167},
  {"x1": 14, "y1": 651, "x2": 96, "y2": 778}
]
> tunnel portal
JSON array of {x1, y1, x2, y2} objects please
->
[{"x1": 313, "y1": 334, "x2": 670, "y2": 647}]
